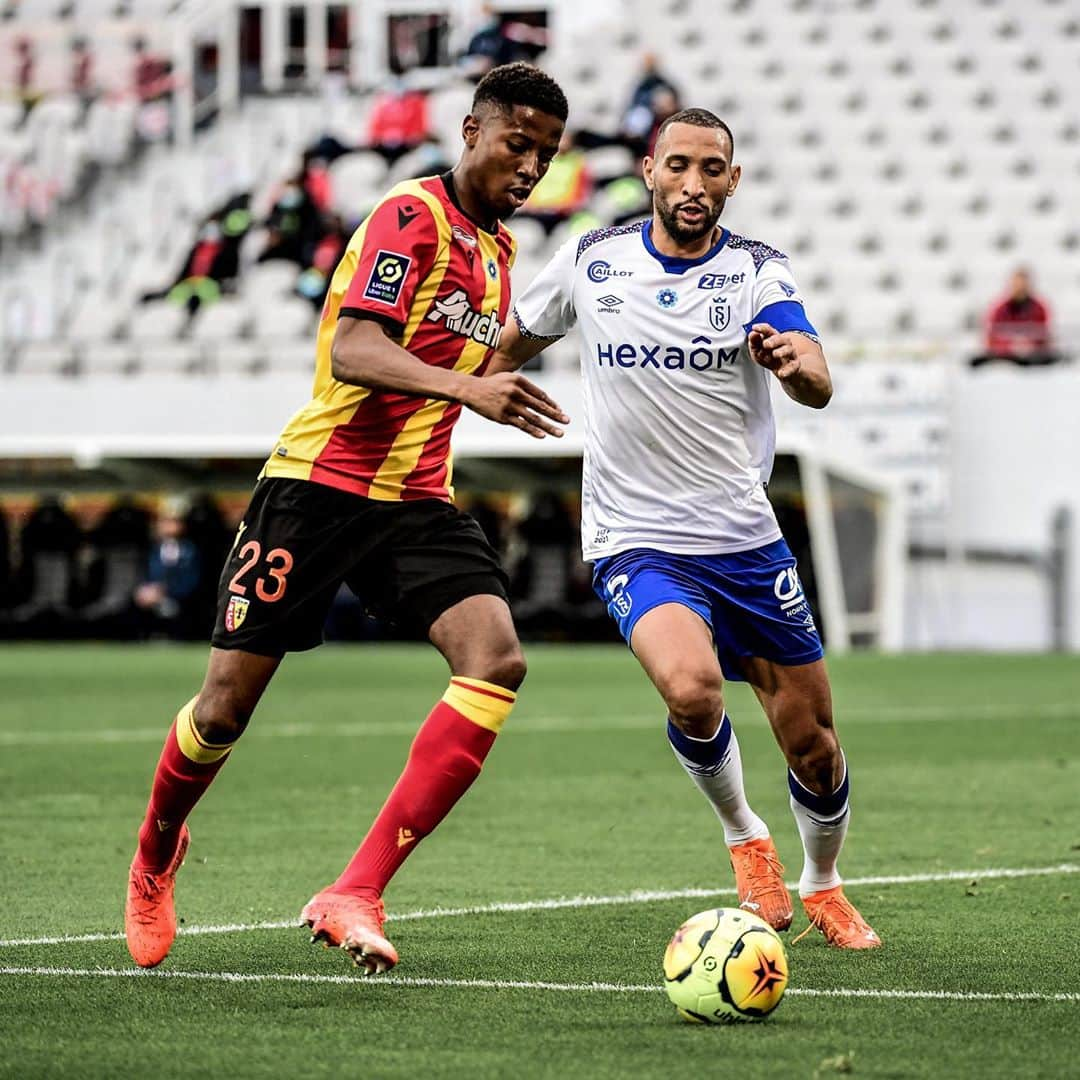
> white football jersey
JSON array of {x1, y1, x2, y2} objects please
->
[{"x1": 512, "y1": 220, "x2": 818, "y2": 561}]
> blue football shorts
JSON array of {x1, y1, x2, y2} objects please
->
[{"x1": 591, "y1": 539, "x2": 824, "y2": 681}]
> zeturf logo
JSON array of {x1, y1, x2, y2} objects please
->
[
  {"x1": 698, "y1": 271, "x2": 745, "y2": 289},
  {"x1": 588, "y1": 260, "x2": 634, "y2": 283},
  {"x1": 426, "y1": 289, "x2": 503, "y2": 347},
  {"x1": 595, "y1": 335, "x2": 739, "y2": 370}
]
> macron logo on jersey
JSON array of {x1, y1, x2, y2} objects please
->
[{"x1": 426, "y1": 289, "x2": 503, "y2": 347}]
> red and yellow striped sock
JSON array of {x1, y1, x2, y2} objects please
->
[
  {"x1": 135, "y1": 697, "x2": 234, "y2": 873},
  {"x1": 333, "y1": 677, "x2": 517, "y2": 897}
]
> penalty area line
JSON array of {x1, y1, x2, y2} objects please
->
[
  {"x1": 0, "y1": 966, "x2": 1077, "y2": 1004},
  {"x1": 1, "y1": 863, "x2": 1077, "y2": 950}
]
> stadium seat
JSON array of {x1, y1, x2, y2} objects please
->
[
  {"x1": 243, "y1": 261, "x2": 301, "y2": 301},
  {"x1": 81, "y1": 343, "x2": 138, "y2": 377},
  {"x1": 264, "y1": 341, "x2": 315, "y2": 374},
  {"x1": 212, "y1": 340, "x2": 265, "y2": 376},
  {"x1": 15, "y1": 341, "x2": 75, "y2": 376},
  {"x1": 251, "y1": 297, "x2": 314, "y2": 341},
  {"x1": 190, "y1": 300, "x2": 252, "y2": 344},
  {"x1": 127, "y1": 301, "x2": 189, "y2": 344},
  {"x1": 328, "y1": 152, "x2": 388, "y2": 218}
]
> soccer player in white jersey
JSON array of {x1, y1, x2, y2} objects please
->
[{"x1": 490, "y1": 108, "x2": 879, "y2": 949}]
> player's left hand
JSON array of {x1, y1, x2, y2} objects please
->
[{"x1": 748, "y1": 323, "x2": 803, "y2": 381}]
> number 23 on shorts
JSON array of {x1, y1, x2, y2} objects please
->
[{"x1": 228, "y1": 540, "x2": 295, "y2": 603}]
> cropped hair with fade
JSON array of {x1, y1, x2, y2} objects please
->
[
  {"x1": 655, "y1": 108, "x2": 735, "y2": 157},
  {"x1": 472, "y1": 61, "x2": 569, "y2": 123}
]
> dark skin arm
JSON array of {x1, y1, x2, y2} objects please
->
[
  {"x1": 748, "y1": 322, "x2": 833, "y2": 409},
  {"x1": 484, "y1": 315, "x2": 558, "y2": 376},
  {"x1": 331, "y1": 316, "x2": 569, "y2": 438}
]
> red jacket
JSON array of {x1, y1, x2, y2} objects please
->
[{"x1": 985, "y1": 295, "x2": 1052, "y2": 356}]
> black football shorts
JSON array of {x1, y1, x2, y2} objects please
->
[{"x1": 211, "y1": 477, "x2": 509, "y2": 656}]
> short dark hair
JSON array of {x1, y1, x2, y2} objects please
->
[
  {"x1": 472, "y1": 62, "x2": 569, "y2": 123},
  {"x1": 655, "y1": 108, "x2": 735, "y2": 157}
]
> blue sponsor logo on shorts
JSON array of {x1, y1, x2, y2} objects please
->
[{"x1": 606, "y1": 573, "x2": 632, "y2": 618}]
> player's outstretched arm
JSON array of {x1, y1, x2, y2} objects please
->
[
  {"x1": 485, "y1": 316, "x2": 557, "y2": 376},
  {"x1": 332, "y1": 315, "x2": 568, "y2": 439},
  {"x1": 748, "y1": 322, "x2": 833, "y2": 409}
]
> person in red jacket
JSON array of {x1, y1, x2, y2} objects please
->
[{"x1": 972, "y1": 267, "x2": 1061, "y2": 367}]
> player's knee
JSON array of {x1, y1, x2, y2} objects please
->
[
  {"x1": 662, "y1": 669, "x2": 724, "y2": 735},
  {"x1": 472, "y1": 643, "x2": 527, "y2": 692},
  {"x1": 784, "y1": 724, "x2": 841, "y2": 795},
  {"x1": 193, "y1": 690, "x2": 252, "y2": 745}
]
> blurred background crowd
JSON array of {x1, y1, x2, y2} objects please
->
[{"x1": 1, "y1": 0, "x2": 1077, "y2": 650}]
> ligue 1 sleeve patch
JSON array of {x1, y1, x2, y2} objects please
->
[{"x1": 363, "y1": 250, "x2": 413, "y2": 306}]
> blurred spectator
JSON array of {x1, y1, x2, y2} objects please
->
[
  {"x1": 365, "y1": 76, "x2": 430, "y2": 164},
  {"x1": 79, "y1": 498, "x2": 150, "y2": 637},
  {"x1": 643, "y1": 86, "x2": 682, "y2": 158},
  {"x1": 302, "y1": 151, "x2": 333, "y2": 213},
  {"x1": 515, "y1": 130, "x2": 593, "y2": 235},
  {"x1": 511, "y1": 492, "x2": 577, "y2": 633},
  {"x1": 296, "y1": 212, "x2": 350, "y2": 308},
  {"x1": 180, "y1": 492, "x2": 229, "y2": 633},
  {"x1": 132, "y1": 36, "x2": 175, "y2": 142},
  {"x1": 142, "y1": 207, "x2": 247, "y2": 313},
  {"x1": 258, "y1": 163, "x2": 324, "y2": 266},
  {"x1": 14, "y1": 36, "x2": 37, "y2": 110},
  {"x1": 971, "y1": 267, "x2": 1061, "y2": 367},
  {"x1": 69, "y1": 36, "x2": 95, "y2": 104},
  {"x1": 622, "y1": 54, "x2": 679, "y2": 151},
  {"x1": 132, "y1": 37, "x2": 172, "y2": 102},
  {"x1": 6, "y1": 496, "x2": 80, "y2": 636},
  {"x1": 133, "y1": 497, "x2": 203, "y2": 639},
  {"x1": 459, "y1": 5, "x2": 549, "y2": 81}
]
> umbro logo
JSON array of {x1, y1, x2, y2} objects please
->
[
  {"x1": 396, "y1": 827, "x2": 417, "y2": 849},
  {"x1": 397, "y1": 205, "x2": 421, "y2": 230},
  {"x1": 596, "y1": 294, "x2": 623, "y2": 313}
]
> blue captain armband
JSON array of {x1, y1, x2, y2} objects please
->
[{"x1": 744, "y1": 300, "x2": 818, "y2": 337}]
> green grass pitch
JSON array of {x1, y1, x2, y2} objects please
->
[{"x1": 1, "y1": 645, "x2": 1078, "y2": 1079}]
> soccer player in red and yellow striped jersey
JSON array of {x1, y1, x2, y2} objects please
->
[{"x1": 124, "y1": 63, "x2": 569, "y2": 975}]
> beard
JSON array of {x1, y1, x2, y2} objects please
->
[{"x1": 654, "y1": 190, "x2": 724, "y2": 245}]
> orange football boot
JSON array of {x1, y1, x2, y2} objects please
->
[
  {"x1": 301, "y1": 889, "x2": 399, "y2": 975},
  {"x1": 794, "y1": 885, "x2": 881, "y2": 948},
  {"x1": 728, "y1": 836, "x2": 793, "y2": 931},
  {"x1": 125, "y1": 825, "x2": 190, "y2": 968}
]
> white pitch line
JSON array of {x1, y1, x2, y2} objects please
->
[
  {"x1": 0, "y1": 966, "x2": 1077, "y2": 1004},
  {"x1": 1, "y1": 700, "x2": 1077, "y2": 747},
  {"x1": 1, "y1": 863, "x2": 1076, "y2": 950}
]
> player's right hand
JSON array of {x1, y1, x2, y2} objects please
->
[{"x1": 462, "y1": 372, "x2": 569, "y2": 438}]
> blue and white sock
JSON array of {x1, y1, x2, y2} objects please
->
[
  {"x1": 667, "y1": 714, "x2": 769, "y2": 846},
  {"x1": 788, "y1": 756, "x2": 850, "y2": 897}
]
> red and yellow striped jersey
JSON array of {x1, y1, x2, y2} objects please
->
[{"x1": 261, "y1": 173, "x2": 516, "y2": 502}]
